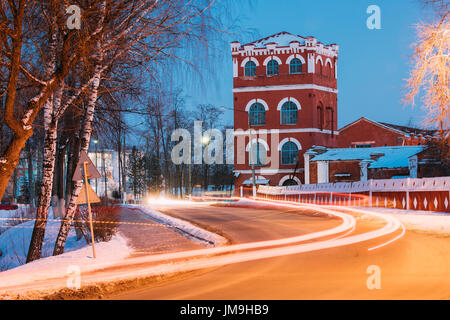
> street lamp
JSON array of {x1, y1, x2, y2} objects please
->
[
  {"x1": 202, "y1": 134, "x2": 211, "y2": 193},
  {"x1": 202, "y1": 135, "x2": 211, "y2": 145},
  {"x1": 93, "y1": 139, "x2": 98, "y2": 194}
]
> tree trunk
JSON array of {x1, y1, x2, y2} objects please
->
[
  {"x1": 53, "y1": 58, "x2": 104, "y2": 255},
  {"x1": 26, "y1": 117, "x2": 58, "y2": 262},
  {"x1": 26, "y1": 84, "x2": 64, "y2": 262},
  {"x1": 0, "y1": 132, "x2": 33, "y2": 201},
  {"x1": 27, "y1": 143, "x2": 34, "y2": 206}
]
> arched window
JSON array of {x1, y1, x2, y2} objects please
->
[
  {"x1": 249, "y1": 103, "x2": 266, "y2": 126},
  {"x1": 281, "y1": 101, "x2": 298, "y2": 125},
  {"x1": 317, "y1": 106, "x2": 324, "y2": 130},
  {"x1": 317, "y1": 61, "x2": 323, "y2": 75},
  {"x1": 326, "y1": 106, "x2": 334, "y2": 133},
  {"x1": 282, "y1": 179, "x2": 298, "y2": 186},
  {"x1": 249, "y1": 142, "x2": 267, "y2": 166},
  {"x1": 281, "y1": 141, "x2": 298, "y2": 165},
  {"x1": 289, "y1": 58, "x2": 302, "y2": 74},
  {"x1": 267, "y1": 59, "x2": 279, "y2": 76},
  {"x1": 244, "y1": 61, "x2": 256, "y2": 77}
]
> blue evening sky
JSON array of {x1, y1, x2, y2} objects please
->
[
  {"x1": 183, "y1": 0, "x2": 435, "y2": 129},
  {"x1": 126, "y1": 0, "x2": 437, "y2": 146}
]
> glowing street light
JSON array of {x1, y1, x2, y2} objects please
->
[{"x1": 202, "y1": 135, "x2": 211, "y2": 145}]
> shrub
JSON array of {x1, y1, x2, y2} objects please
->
[{"x1": 76, "y1": 205, "x2": 120, "y2": 243}]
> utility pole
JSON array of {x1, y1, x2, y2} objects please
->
[
  {"x1": 94, "y1": 139, "x2": 98, "y2": 193},
  {"x1": 188, "y1": 144, "x2": 192, "y2": 198},
  {"x1": 247, "y1": 117, "x2": 257, "y2": 198},
  {"x1": 103, "y1": 152, "x2": 107, "y2": 198}
]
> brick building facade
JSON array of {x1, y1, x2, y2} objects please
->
[
  {"x1": 231, "y1": 32, "x2": 339, "y2": 189},
  {"x1": 305, "y1": 145, "x2": 427, "y2": 184},
  {"x1": 338, "y1": 117, "x2": 436, "y2": 148}
]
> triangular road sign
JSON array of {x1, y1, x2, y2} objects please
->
[
  {"x1": 73, "y1": 151, "x2": 101, "y2": 181},
  {"x1": 77, "y1": 182, "x2": 101, "y2": 204}
]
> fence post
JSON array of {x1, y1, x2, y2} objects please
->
[
  {"x1": 369, "y1": 179, "x2": 373, "y2": 207},
  {"x1": 406, "y1": 178, "x2": 410, "y2": 210},
  {"x1": 240, "y1": 186, "x2": 243, "y2": 198}
]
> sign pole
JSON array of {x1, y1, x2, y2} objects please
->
[{"x1": 83, "y1": 162, "x2": 96, "y2": 258}]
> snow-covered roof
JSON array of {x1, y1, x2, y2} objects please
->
[
  {"x1": 310, "y1": 146, "x2": 427, "y2": 169},
  {"x1": 244, "y1": 31, "x2": 307, "y2": 48}
]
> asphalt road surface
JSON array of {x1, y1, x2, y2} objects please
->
[{"x1": 110, "y1": 204, "x2": 450, "y2": 300}]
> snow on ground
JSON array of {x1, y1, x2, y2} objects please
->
[
  {"x1": 0, "y1": 207, "x2": 32, "y2": 229},
  {"x1": 354, "y1": 207, "x2": 450, "y2": 234},
  {"x1": 0, "y1": 204, "x2": 225, "y2": 294},
  {"x1": 0, "y1": 219, "x2": 87, "y2": 271},
  {"x1": 0, "y1": 233, "x2": 130, "y2": 290},
  {"x1": 131, "y1": 205, "x2": 227, "y2": 247}
]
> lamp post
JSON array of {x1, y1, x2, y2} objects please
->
[
  {"x1": 93, "y1": 139, "x2": 98, "y2": 194},
  {"x1": 188, "y1": 143, "x2": 192, "y2": 198},
  {"x1": 201, "y1": 135, "x2": 211, "y2": 193}
]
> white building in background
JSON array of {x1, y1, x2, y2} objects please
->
[{"x1": 87, "y1": 149, "x2": 128, "y2": 198}]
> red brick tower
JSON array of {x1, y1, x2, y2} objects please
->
[{"x1": 232, "y1": 31, "x2": 339, "y2": 189}]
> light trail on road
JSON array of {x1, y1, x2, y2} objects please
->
[
  {"x1": 70, "y1": 199, "x2": 405, "y2": 286},
  {"x1": 108, "y1": 201, "x2": 356, "y2": 264},
  {"x1": 71, "y1": 200, "x2": 406, "y2": 286},
  {"x1": 0, "y1": 198, "x2": 408, "y2": 296}
]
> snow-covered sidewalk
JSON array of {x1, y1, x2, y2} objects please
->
[
  {"x1": 133, "y1": 205, "x2": 227, "y2": 247},
  {"x1": 117, "y1": 207, "x2": 204, "y2": 255}
]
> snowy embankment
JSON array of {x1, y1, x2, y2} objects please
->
[
  {"x1": 0, "y1": 208, "x2": 28, "y2": 230},
  {"x1": 0, "y1": 233, "x2": 130, "y2": 292},
  {"x1": 127, "y1": 205, "x2": 227, "y2": 247},
  {"x1": 0, "y1": 206, "x2": 132, "y2": 289},
  {"x1": 354, "y1": 207, "x2": 450, "y2": 234}
]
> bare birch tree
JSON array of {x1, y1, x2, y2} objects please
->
[
  {"x1": 53, "y1": 0, "x2": 220, "y2": 255},
  {"x1": 405, "y1": 3, "x2": 449, "y2": 137}
]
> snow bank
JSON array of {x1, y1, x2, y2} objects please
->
[
  {"x1": 355, "y1": 207, "x2": 450, "y2": 234},
  {"x1": 0, "y1": 207, "x2": 56, "y2": 230},
  {"x1": 132, "y1": 205, "x2": 227, "y2": 247},
  {"x1": 228, "y1": 199, "x2": 450, "y2": 235},
  {"x1": 0, "y1": 233, "x2": 131, "y2": 290},
  {"x1": 0, "y1": 219, "x2": 87, "y2": 271}
]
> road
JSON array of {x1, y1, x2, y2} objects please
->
[{"x1": 110, "y1": 202, "x2": 450, "y2": 300}]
